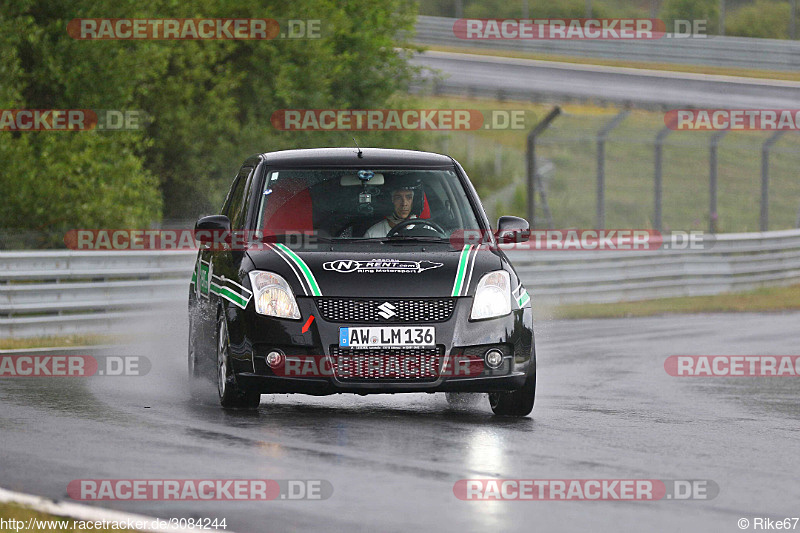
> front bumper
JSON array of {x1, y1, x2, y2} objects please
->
[{"x1": 226, "y1": 297, "x2": 534, "y2": 396}]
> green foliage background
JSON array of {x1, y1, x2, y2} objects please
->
[{"x1": 0, "y1": 0, "x2": 421, "y2": 246}]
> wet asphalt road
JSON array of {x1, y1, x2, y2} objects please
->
[{"x1": 1, "y1": 307, "x2": 799, "y2": 533}]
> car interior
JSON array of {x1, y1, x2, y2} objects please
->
[{"x1": 258, "y1": 170, "x2": 469, "y2": 239}]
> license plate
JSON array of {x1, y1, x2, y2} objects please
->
[{"x1": 339, "y1": 326, "x2": 435, "y2": 348}]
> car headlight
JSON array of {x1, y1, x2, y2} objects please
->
[
  {"x1": 470, "y1": 270, "x2": 511, "y2": 320},
  {"x1": 248, "y1": 271, "x2": 301, "y2": 319}
]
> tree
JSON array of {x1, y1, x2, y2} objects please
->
[
  {"x1": 660, "y1": 0, "x2": 719, "y2": 34},
  {"x1": 0, "y1": 0, "x2": 423, "y2": 247},
  {"x1": 726, "y1": 0, "x2": 791, "y2": 39}
]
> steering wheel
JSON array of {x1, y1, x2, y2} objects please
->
[{"x1": 386, "y1": 218, "x2": 447, "y2": 238}]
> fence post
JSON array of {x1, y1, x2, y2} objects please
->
[
  {"x1": 596, "y1": 110, "x2": 630, "y2": 229},
  {"x1": 654, "y1": 126, "x2": 672, "y2": 232},
  {"x1": 761, "y1": 131, "x2": 785, "y2": 231},
  {"x1": 795, "y1": 202, "x2": 800, "y2": 228},
  {"x1": 709, "y1": 130, "x2": 728, "y2": 233},
  {"x1": 526, "y1": 106, "x2": 561, "y2": 229}
]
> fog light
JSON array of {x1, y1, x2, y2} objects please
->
[
  {"x1": 484, "y1": 349, "x2": 504, "y2": 369},
  {"x1": 266, "y1": 350, "x2": 284, "y2": 368}
]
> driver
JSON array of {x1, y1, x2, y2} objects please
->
[{"x1": 364, "y1": 180, "x2": 418, "y2": 238}]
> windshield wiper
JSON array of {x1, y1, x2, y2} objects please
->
[{"x1": 380, "y1": 236, "x2": 450, "y2": 243}]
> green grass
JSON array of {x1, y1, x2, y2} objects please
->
[
  {"x1": 0, "y1": 502, "x2": 132, "y2": 532},
  {"x1": 407, "y1": 96, "x2": 800, "y2": 232},
  {"x1": 0, "y1": 334, "x2": 125, "y2": 351},
  {"x1": 544, "y1": 283, "x2": 800, "y2": 319}
]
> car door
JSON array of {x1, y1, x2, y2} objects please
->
[{"x1": 193, "y1": 165, "x2": 254, "y2": 362}]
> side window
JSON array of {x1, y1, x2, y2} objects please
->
[
  {"x1": 221, "y1": 174, "x2": 240, "y2": 217},
  {"x1": 227, "y1": 167, "x2": 253, "y2": 230}
]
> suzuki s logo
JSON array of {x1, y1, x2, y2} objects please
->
[{"x1": 377, "y1": 302, "x2": 397, "y2": 320}]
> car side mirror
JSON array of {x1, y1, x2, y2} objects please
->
[
  {"x1": 496, "y1": 216, "x2": 530, "y2": 243},
  {"x1": 195, "y1": 215, "x2": 231, "y2": 245}
]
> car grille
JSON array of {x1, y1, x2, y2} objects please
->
[
  {"x1": 315, "y1": 298, "x2": 456, "y2": 323},
  {"x1": 328, "y1": 346, "x2": 445, "y2": 381}
]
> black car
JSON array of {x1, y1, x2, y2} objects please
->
[{"x1": 188, "y1": 148, "x2": 535, "y2": 416}]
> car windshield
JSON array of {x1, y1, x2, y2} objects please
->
[{"x1": 254, "y1": 168, "x2": 482, "y2": 241}]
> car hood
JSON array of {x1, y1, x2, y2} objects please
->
[{"x1": 246, "y1": 244, "x2": 503, "y2": 298}]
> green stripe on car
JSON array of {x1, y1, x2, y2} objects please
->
[
  {"x1": 451, "y1": 245, "x2": 472, "y2": 297},
  {"x1": 210, "y1": 282, "x2": 250, "y2": 309},
  {"x1": 275, "y1": 243, "x2": 322, "y2": 296},
  {"x1": 517, "y1": 289, "x2": 530, "y2": 308}
]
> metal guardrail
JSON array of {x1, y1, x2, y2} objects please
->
[
  {"x1": 414, "y1": 16, "x2": 800, "y2": 72},
  {"x1": 0, "y1": 251, "x2": 196, "y2": 338},
  {"x1": 506, "y1": 228, "x2": 800, "y2": 304},
  {"x1": 2, "y1": 229, "x2": 800, "y2": 337}
]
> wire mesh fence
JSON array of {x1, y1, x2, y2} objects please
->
[{"x1": 431, "y1": 107, "x2": 800, "y2": 232}]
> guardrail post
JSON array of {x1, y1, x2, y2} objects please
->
[
  {"x1": 761, "y1": 131, "x2": 785, "y2": 231},
  {"x1": 709, "y1": 130, "x2": 728, "y2": 233},
  {"x1": 596, "y1": 110, "x2": 630, "y2": 229},
  {"x1": 795, "y1": 202, "x2": 800, "y2": 228},
  {"x1": 526, "y1": 106, "x2": 561, "y2": 229},
  {"x1": 654, "y1": 126, "x2": 672, "y2": 232}
]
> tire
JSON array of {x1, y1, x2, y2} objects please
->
[
  {"x1": 216, "y1": 315, "x2": 261, "y2": 409},
  {"x1": 445, "y1": 392, "x2": 483, "y2": 408},
  {"x1": 488, "y1": 371, "x2": 536, "y2": 417}
]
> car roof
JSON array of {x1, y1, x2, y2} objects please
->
[{"x1": 257, "y1": 148, "x2": 455, "y2": 169}]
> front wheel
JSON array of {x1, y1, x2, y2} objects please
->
[
  {"x1": 488, "y1": 371, "x2": 535, "y2": 416},
  {"x1": 216, "y1": 315, "x2": 260, "y2": 409}
]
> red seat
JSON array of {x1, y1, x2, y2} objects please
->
[
  {"x1": 420, "y1": 194, "x2": 431, "y2": 219},
  {"x1": 262, "y1": 178, "x2": 313, "y2": 232}
]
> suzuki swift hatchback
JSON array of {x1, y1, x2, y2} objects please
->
[{"x1": 188, "y1": 148, "x2": 535, "y2": 415}]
